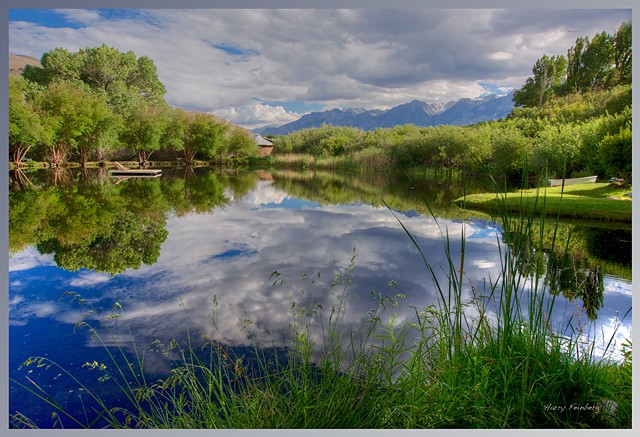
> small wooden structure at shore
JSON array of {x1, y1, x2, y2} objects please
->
[
  {"x1": 109, "y1": 162, "x2": 162, "y2": 178},
  {"x1": 253, "y1": 134, "x2": 274, "y2": 156},
  {"x1": 548, "y1": 175, "x2": 597, "y2": 186}
]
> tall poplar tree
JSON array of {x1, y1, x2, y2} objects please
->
[
  {"x1": 513, "y1": 54, "x2": 567, "y2": 107},
  {"x1": 612, "y1": 21, "x2": 632, "y2": 85}
]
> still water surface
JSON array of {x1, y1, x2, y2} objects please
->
[{"x1": 8, "y1": 167, "x2": 632, "y2": 427}]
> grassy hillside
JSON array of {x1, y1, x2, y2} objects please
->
[{"x1": 9, "y1": 54, "x2": 41, "y2": 76}]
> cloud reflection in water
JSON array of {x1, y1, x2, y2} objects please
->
[{"x1": 9, "y1": 179, "x2": 632, "y2": 376}]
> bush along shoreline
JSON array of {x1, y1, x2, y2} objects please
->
[{"x1": 10, "y1": 179, "x2": 632, "y2": 429}]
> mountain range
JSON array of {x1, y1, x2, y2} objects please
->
[{"x1": 256, "y1": 91, "x2": 516, "y2": 136}]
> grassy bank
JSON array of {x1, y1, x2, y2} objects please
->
[{"x1": 456, "y1": 182, "x2": 632, "y2": 222}]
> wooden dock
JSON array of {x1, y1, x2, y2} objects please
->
[{"x1": 109, "y1": 169, "x2": 162, "y2": 177}]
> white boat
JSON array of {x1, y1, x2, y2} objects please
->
[
  {"x1": 109, "y1": 161, "x2": 162, "y2": 177},
  {"x1": 548, "y1": 175, "x2": 597, "y2": 186}
]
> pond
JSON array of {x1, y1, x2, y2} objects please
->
[{"x1": 8, "y1": 166, "x2": 632, "y2": 428}]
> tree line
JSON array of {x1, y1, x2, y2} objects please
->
[{"x1": 9, "y1": 45, "x2": 257, "y2": 168}]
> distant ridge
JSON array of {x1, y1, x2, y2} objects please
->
[
  {"x1": 9, "y1": 54, "x2": 41, "y2": 76},
  {"x1": 258, "y1": 91, "x2": 515, "y2": 135}
]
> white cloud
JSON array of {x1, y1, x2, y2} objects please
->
[
  {"x1": 68, "y1": 271, "x2": 113, "y2": 288},
  {"x1": 213, "y1": 103, "x2": 303, "y2": 129},
  {"x1": 489, "y1": 51, "x2": 514, "y2": 61},
  {"x1": 56, "y1": 9, "x2": 103, "y2": 25},
  {"x1": 8, "y1": 8, "x2": 631, "y2": 126},
  {"x1": 604, "y1": 278, "x2": 632, "y2": 295},
  {"x1": 9, "y1": 299, "x2": 59, "y2": 326},
  {"x1": 8, "y1": 247, "x2": 55, "y2": 272},
  {"x1": 242, "y1": 181, "x2": 289, "y2": 205},
  {"x1": 472, "y1": 260, "x2": 497, "y2": 269}
]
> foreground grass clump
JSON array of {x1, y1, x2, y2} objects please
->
[{"x1": 457, "y1": 182, "x2": 631, "y2": 222}]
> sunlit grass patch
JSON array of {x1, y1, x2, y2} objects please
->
[{"x1": 457, "y1": 183, "x2": 631, "y2": 222}]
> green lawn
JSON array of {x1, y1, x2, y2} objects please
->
[{"x1": 456, "y1": 183, "x2": 632, "y2": 222}]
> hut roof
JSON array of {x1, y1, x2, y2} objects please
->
[{"x1": 252, "y1": 134, "x2": 273, "y2": 146}]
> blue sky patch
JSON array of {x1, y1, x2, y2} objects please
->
[
  {"x1": 210, "y1": 248, "x2": 258, "y2": 261},
  {"x1": 479, "y1": 82, "x2": 513, "y2": 97},
  {"x1": 9, "y1": 9, "x2": 146, "y2": 29},
  {"x1": 213, "y1": 43, "x2": 259, "y2": 57},
  {"x1": 255, "y1": 197, "x2": 320, "y2": 210},
  {"x1": 9, "y1": 9, "x2": 83, "y2": 29}
]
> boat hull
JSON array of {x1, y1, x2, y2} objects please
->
[{"x1": 548, "y1": 176, "x2": 597, "y2": 186}]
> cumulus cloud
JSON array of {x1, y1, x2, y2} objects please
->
[
  {"x1": 56, "y1": 9, "x2": 103, "y2": 25},
  {"x1": 8, "y1": 8, "x2": 630, "y2": 127},
  {"x1": 488, "y1": 51, "x2": 514, "y2": 61},
  {"x1": 8, "y1": 247, "x2": 55, "y2": 272},
  {"x1": 213, "y1": 103, "x2": 303, "y2": 129},
  {"x1": 68, "y1": 271, "x2": 113, "y2": 288},
  {"x1": 242, "y1": 180, "x2": 289, "y2": 205}
]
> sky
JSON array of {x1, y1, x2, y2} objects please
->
[{"x1": 7, "y1": 7, "x2": 633, "y2": 129}]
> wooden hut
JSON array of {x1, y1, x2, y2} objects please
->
[{"x1": 253, "y1": 134, "x2": 274, "y2": 156}]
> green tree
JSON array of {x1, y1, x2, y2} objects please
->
[
  {"x1": 566, "y1": 32, "x2": 616, "y2": 93},
  {"x1": 490, "y1": 125, "x2": 530, "y2": 178},
  {"x1": 127, "y1": 55, "x2": 167, "y2": 101},
  {"x1": 163, "y1": 108, "x2": 191, "y2": 157},
  {"x1": 35, "y1": 80, "x2": 94, "y2": 166},
  {"x1": 78, "y1": 44, "x2": 137, "y2": 92},
  {"x1": 598, "y1": 124, "x2": 632, "y2": 180},
  {"x1": 581, "y1": 31, "x2": 615, "y2": 90},
  {"x1": 512, "y1": 77, "x2": 539, "y2": 108},
  {"x1": 531, "y1": 123, "x2": 581, "y2": 177},
  {"x1": 23, "y1": 47, "x2": 82, "y2": 84},
  {"x1": 566, "y1": 36, "x2": 588, "y2": 93},
  {"x1": 514, "y1": 54, "x2": 567, "y2": 107},
  {"x1": 119, "y1": 99, "x2": 171, "y2": 166},
  {"x1": 224, "y1": 128, "x2": 258, "y2": 157},
  {"x1": 8, "y1": 76, "x2": 51, "y2": 164},
  {"x1": 72, "y1": 92, "x2": 122, "y2": 166},
  {"x1": 22, "y1": 44, "x2": 166, "y2": 116},
  {"x1": 164, "y1": 110, "x2": 228, "y2": 163},
  {"x1": 183, "y1": 112, "x2": 227, "y2": 162},
  {"x1": 612, "y1": 22, "x2": 632, "y2": 85}
]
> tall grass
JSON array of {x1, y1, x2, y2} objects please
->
[
  {"x1": 10, "y1": 176, "x2": 632, "y2": 429},
  {"x1": 384, "y1": 180, "x2": 631, "y2": 428},
  {"x1": 269, "y1": 149, "x2": 392, "y2": 172}
]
